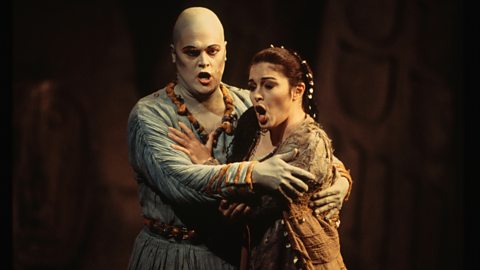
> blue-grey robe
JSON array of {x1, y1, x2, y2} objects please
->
[{"x1": 127, "y1": 83, "x2": 253, "y2": 270}]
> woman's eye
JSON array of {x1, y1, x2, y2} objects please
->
[
  {"x1": 247, "y1": 84, "x2": 256, "y2": 91},
  {"x1": 264, "y1": 83, "x2": 274, "y2": 90}
]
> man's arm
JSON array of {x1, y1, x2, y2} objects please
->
[
  {"x1": 128, "y1": 101, "x2": 311, "y2": 206},
  {"x1": 128, "y1": 102, "x2": 254, "y2": 205},
  {"x1": 310, "y1": 156, "x2": 352, "y2": 218}
]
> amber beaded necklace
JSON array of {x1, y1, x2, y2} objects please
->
[{"x1": 165, "y1": 81, "x2": 237, "y2": 147}]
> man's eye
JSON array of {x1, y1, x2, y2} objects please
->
[
  {"x1": 184, "y1": 50, "x2": 200, "y2": 57},
  {"x1": 206, "y1": 48, "x2": 219, "y2": 55}
]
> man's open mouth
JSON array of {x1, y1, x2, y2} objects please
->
[{"x1": 198, "y1": 72, "x2": 212, "y2": 85}]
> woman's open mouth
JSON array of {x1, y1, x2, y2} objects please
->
[{"x1": 254, "y1": 105, "x2": 268, "y2": 125}]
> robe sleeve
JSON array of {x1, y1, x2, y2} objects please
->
[{"x1": 127, "y1": 100, "x2": 256, "y2": 206}]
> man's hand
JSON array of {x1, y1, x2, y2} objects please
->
[
  {"x1": 309, "y1": 175, "x2": 350, "y2": 219},
  {"x1": 168, "y1": 122, "x2": 214, "y2": 164},
  {"x1": 252, "y1": 149, "x2": 312, "y2": 200}
]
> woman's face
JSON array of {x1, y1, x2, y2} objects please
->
[{"x1": 248, "y1": 62, "x2": 296, "y2": 130}]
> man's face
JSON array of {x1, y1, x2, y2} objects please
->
[{"x1": 172, "y1": 26, "x2": 226, "y2": 97}]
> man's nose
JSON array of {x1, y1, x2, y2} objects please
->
[{"x1": 198, "y1": 52, "x2": 210, "y2": 68}]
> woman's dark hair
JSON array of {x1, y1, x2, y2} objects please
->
[
  {"x1": 227, "y1": 106, "x2": 260, "y2": 163},
  {"x1": 228, "y1": 46, "x2": 319, "y2": 162}
]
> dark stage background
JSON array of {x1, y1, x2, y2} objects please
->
[{"x1": 10, "y1": 0, "x2": 463, "y2": 269}]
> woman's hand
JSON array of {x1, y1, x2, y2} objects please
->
[
  {"x1": 168, "y1": 122, "x2": 214, "y2": 164},
  {"x1": 309, "y1": 175, "x2": 350, "y2": 219},
  {"x1": 218, "y1": 199, "x2": 252, "y2": 223}
]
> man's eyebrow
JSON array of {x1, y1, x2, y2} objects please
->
[
  {"x1": 182, "y1": 44, "x2": 221, "y2": 49},
  {"x1": 181, "y1": 46, "x2": 197, "y2": 50}
]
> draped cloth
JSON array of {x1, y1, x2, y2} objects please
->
[
  {"x1": 127, "y1": 84, "x2": 253, "y2": 270},
  {"x1": 247, "y1": 117, "x2": 347, "y2": 270}
]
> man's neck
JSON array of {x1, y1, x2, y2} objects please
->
[
  {"x1": 173, "y1": 83, "x2": 225, "y2": 134},
  {"x1": 175, "y1": 83, "x2": 225, "y2": 116}
]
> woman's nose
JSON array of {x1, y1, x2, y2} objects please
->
[{"x1": 252, "y1": 91, "x2": 263, "y2": 102}]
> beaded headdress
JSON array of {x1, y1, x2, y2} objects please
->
[{"x1": 269, "y1": 44, "x2": 319, "y2": 120}]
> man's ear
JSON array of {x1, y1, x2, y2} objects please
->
[
  {"x1": 170, "y1": 44, "x2": 176, "y2": 63},
  {"x1": 293, "y1": 82, "x2": 305, "y2": 101},
  {"x1": 224, "y1": 41, "x2": 228, "y2": 61}
]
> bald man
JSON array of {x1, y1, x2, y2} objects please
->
[{"x1": 127, "y1": 7, "x2": 351, "y2": 270}]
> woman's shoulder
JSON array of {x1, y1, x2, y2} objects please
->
[
  {"x1": 277, "y1": 118, "x2": 333, "y2": 161},
  {"x1": 290, "y1": 118, "x2": 330, "y2": 143},
  {"x1": 306, "y1": 120, "x2": 331, "y2": 142}
]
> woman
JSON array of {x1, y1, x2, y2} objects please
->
[{"x1": 169, "y1": 46, "x2": 351, "y2": 269}]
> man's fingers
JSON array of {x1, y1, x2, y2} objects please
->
[
  {"x1": 276, "y1": 185, "x2": 292, "y2": 202},
  {"x1": 309, "y1": 198, "x2": 329, "y2": 208},
  {"x1": 313, "y1": 203, "x2": 335, "y2": 216},
  {"x1": 289, "y1": 172, "x2": 311, "y2": 192},
  {"x1": 168, "y1": 128, "x2": 189, "y2": 145},
  {"x1": 280, "y1": 181, "x2": 304, "y2": 199},
  {"x1": 290, "y1": 166, "x2": 315, "y2": 183},
  {"x1": 178, "y1": 122, "x2": 197, "y2": 139},
  {"x1": 168, "y1": 127, "x2": 189, "y2": 139},
  {"x1": 312, "y1": 189, "x2": 340, "y2": 200},
  {"x1": 205, "y1": 131, "x2": 215, "y2": 150},
  {"x1": 310, "y1": 196, "x2": 340, "y2": 207},
  {"x1": 325, "y1": 208, "x2": 339, "y2": 220},
  {"x1": 171, "y1": 144, "x2": 190, "y2": 156}
]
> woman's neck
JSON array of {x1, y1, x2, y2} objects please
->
[{"x1": 269, "y1": 110, "x2": 307, "y2": 146}]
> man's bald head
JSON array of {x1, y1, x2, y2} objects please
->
[{"x1": 172, "y1": 7, "x2": 225, "y2": 45}]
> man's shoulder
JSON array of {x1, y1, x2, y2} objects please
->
[
  {"x1": 136, "y1": 88, "x2": 168, "y2": 105},
  {"x1": 223, "y1": 83, "x2": 248, "y2": 92},
  {"x1": 223, "y1": 83, "x2": 251, "y2": 106},
  {"x1": 224, "y1": 83, "x2": 249, "y2": 95},
  {"x1": 130, "y1": 88, "x2": 174, "y2": 118}
]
